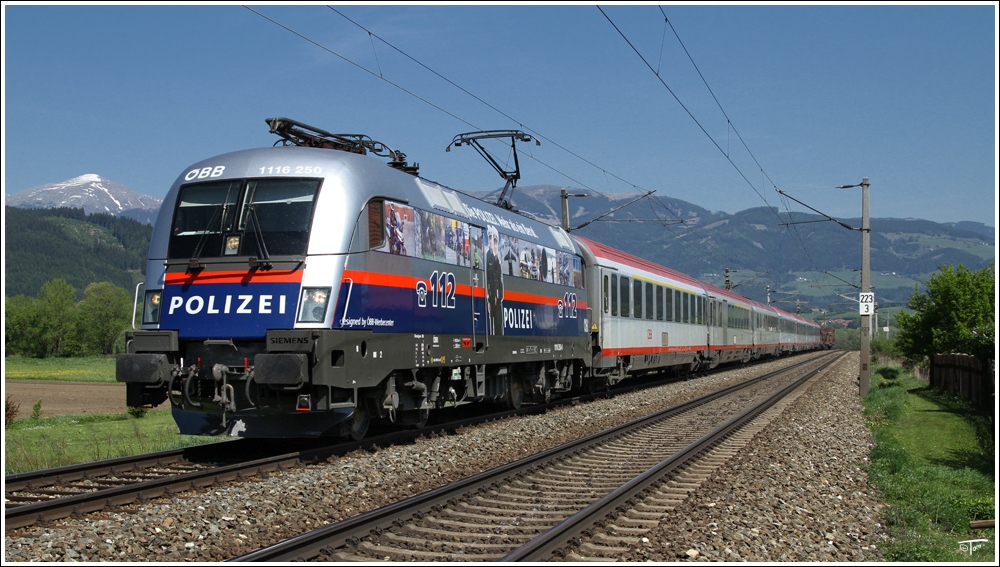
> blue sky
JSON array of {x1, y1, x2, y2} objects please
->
[{"x1": 3, "y1": 2, "x2": 997, "y2": 227}]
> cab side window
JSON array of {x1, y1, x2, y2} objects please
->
[{"x1": 368, "y1": 200, "x2": 384, "y2": 249}]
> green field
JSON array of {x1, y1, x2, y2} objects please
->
[
  {"x1": 4, "y1": 356, "x2": 117, "y2": 383},
  {"x1": 881, "y1": 232, "x2": 996, "y2": 262},
  {"x1": 5, "y1": 411, "x2": 220, "y2": 474}
]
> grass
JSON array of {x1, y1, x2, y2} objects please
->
[
  {"x1": 3, "y1": 356, "x2": 222, "y2": 474},
  {"x1": 864, "y1": 361, "x2": 995, "y2": 562},
  {"x1": 4, "y1": 355, "x2": 117, "y2": 383},
  {"x1": 4, "y1": 410, "x2": 220, "y2": 474}
]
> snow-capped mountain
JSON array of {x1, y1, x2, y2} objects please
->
[{"x1": 5, "y1": 174, "x2": 163, "y2": 224}]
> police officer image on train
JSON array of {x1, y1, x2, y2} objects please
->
[{"x1": 117, "y1": 117, "x2": 821, "y2": 439}]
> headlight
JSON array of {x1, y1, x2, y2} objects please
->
[
  {"x1": 297, "y1": 287, "x2": 332, "y2": 323},
  {"x1": 143, "y1": 290, "x2": 163, "y2": 324}
]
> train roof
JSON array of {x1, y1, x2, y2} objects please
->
[
  {"x1": 163, "y1": 144, "x2": 579, "y2": 255},
  {"x1": 573, "y1": 235, "x2": 817, "y2": 326},
  {"x1": 573, "y1": 236, "x2": 749, "y2": 303}
]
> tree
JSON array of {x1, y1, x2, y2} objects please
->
[
  {"x1": 895, "y1": 263, "x2": 995, "y2": 364},
  {"x1": 78, "y1": 282, "x2": 132, "y2": 355},
  {"x1": 5, "y1": 278, "x2": 135, "y2": 358},
  {"x1": 5, "y1": 294, "x2": 44, "y2": 357},
  {"x1": 35, "y1": 278, "x2": 78, "y2": 357}
]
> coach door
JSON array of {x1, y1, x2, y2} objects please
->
[
  {"x1": 708, "y1": 297, "x2": 726, "y2": 367},
  {"x1": 599, "y1": 269, "x2": 622, "y2": 359},
  {"x1": 721, "y1": 299, "x2": 730, "y2": 350},
  {"x1": 470, "y1": 224, "x2": 488, "y2": 351}
]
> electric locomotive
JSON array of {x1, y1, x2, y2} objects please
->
[{"x1": 117, "y1": 118, "x2": 591, "y2": 439}]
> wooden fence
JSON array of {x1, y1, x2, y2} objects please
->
[{"x1": 929, "y1": 353, "x2": 994, "y2": 416}]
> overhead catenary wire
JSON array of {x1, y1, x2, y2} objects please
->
[
  {"x1": 252, "y1": 5, "x2": 749, "y2": 270},
  {"x1": 246, "y1": 5, "x2": 833, "y2": 298},
  {"x1": 601, "y1": 6, "x2": 835, "y2": 290}
]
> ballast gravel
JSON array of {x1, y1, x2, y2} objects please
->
[
  {"x1": 4, "y1": 352, "x2": 886, "y2": 562},
  {"x1": 619, "y1": 353, "x2": 886, "y2": 562}
]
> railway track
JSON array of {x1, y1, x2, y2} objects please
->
[
  {"x1": 4, "y1": 359, "x2": 705, "y2": 531},
  {"x1": 232, "y1": 351, "x2": 844, "y2": 562},
  {"x1": 4, "y1": 440, "x2": 331, "y2": 530}
]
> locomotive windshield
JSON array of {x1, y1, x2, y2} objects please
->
[{"x1": 168, "y1": 178, "x2": 321, "y2": 259}]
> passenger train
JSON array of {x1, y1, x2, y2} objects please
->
[{"x1": 117, "y1": 118, "x2": 822, "y2": 439}]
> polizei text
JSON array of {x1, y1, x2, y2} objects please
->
[{"x1": 167, "y1": 294, "x2": 289, "y2": 315}]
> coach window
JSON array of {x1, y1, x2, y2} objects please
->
[
  {"x1": 620, "y1": 277, "x2": 630, "y2": 318},
  {"x1": 665, "y1": 289, "x2": 673, "y2": 322},
  {"x1": 603, "y1": 275, "x2": 610, "y2": 313},
  {"x1": 611, "y1": 275, "x2": 619, "y2": 316},
  {"x1": 368, "y1": 200, "x2": 385, "y2": 248},
  {"x1": 633, "y1": 279, "x2": 643, "y2": 319},
  {"x1": 645, "y1": 282, "x2": 654, "y2": 319},
  {"x1": 656, "y1": 286, "x2": 664, "y2": 321},
  {"x1": 698, "y1": 297, "x2": 704, "y2": 325}
]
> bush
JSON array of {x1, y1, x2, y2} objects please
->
[
  {"x1": 5, "y1": 396, "x2": 21, "y2": 428},
  {"x1": 871, "y1": 336, "x2": 898, "y2": 363}
]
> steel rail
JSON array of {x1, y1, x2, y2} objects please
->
[{"x1": 502, "y1": 351, "x2": 846, "y2": 561}]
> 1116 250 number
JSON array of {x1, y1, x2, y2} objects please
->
[{"x1": 259, "y1": 165, "x2": 323, "y2": 175}]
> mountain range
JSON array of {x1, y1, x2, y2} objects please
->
[
  {"x1": 5, "y1": 174, "x2": 162, "y2": 225},
  {"x1": 4, "y1": 175, "x2": 995, "y2": 315}
]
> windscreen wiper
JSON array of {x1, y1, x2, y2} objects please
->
[
  {"x1": 245, "y1": 204, "x2": 272, "y2": 270},
  {"x1": 188, "y1": 203, "x2": 226, "y2": 271}
]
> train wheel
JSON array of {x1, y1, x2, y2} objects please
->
[
  {"x1": 408, "y1": 408, "x2": 429, "y2": 429},
  {"x1": 416, "y1": 408, "x2": 429, "y2": 428},
  {"x1": 584, "y1": 377, "x2": 608, "y2": 395},
  {"x1": 397, "y1": 408, "x2": 429, "y2": 429},
  {"x1": 348, "y1": 406, "x2": 370, "y2": 441},
  {"x1": 688, "y1": 359, "x2": 700, "y2": 376},
  {"x1": 507, "y1": 377, "x2": 524, "y2": 410}
]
